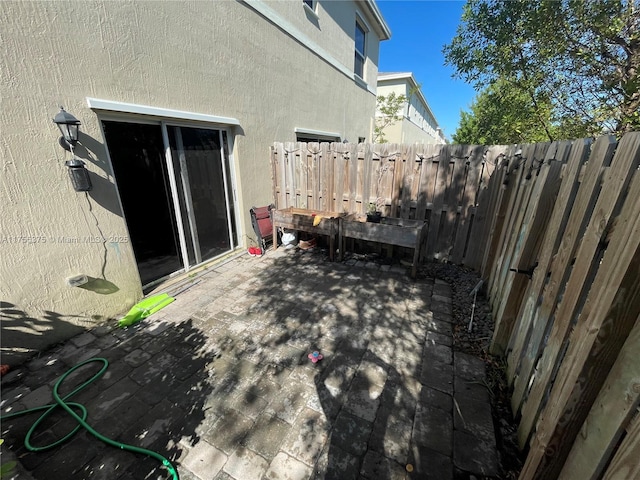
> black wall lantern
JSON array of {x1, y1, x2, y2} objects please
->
[
  {"x1": 52, "y1": 107, "x2": 92, "y2": 191},
  {"x1": 53, "y1": 107, "x2": 81, "y2": 151}
]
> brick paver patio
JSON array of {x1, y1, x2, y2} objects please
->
[{"x1": 1, "y1": 248, "x2": 498, "y2": 479}]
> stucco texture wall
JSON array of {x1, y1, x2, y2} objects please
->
[{"x1": 0, "y1": 0, "x2": 378, "y2": 364}]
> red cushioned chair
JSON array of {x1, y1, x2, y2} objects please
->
[{"x1": 250, "y1": 205, "x2": 275, "y2": 251}]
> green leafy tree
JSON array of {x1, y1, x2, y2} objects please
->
[
  {"x1": 444, "y1": 0, "x2": 640, "y2": 137},
  {"x1": 452, "y1": 79, "x2": 557, "y2": 144},
  {"x1": 374, "y1": 92, "x2": 407, "y2": 143}
]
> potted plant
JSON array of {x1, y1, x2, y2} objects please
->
[{"x1": 366, "y1": 201, "x2": 382, "y2": 223}]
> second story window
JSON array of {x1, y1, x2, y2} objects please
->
[
  {"x1": 355, "y1": 19, "x2": 366, "y2": 78},
  {"x1": 303, "y1": 0, "x2": 314, "y2": 10}
]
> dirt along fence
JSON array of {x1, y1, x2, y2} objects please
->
[{"x1": 271, "y1": 133, "x2": 640, "y2": 480}]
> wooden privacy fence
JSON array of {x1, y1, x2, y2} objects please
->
[
  {"x1": 270, "y1": 141, "x2": 509, "y2": 267},
  {"x1": 271, "y1": 133, "x2": 640, "y2": 480},
  {"x1": 485, "y1": 132, "x2": 640, "y2": 480}
]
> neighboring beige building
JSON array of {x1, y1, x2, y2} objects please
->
[
  {"x1": 376, "y1": 72, "x2": 446, "y2": 144},
  {"x1": 0, "y1": 0, "x2": 390, "y2": 363}
]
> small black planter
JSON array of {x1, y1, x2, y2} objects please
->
[{"x1": 366, "y1": 211, "x2": 382, "y2": 223}]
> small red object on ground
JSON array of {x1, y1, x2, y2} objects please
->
[
  {"x1": 0, "y1": 365, "x2": 10, "y2": 376},
  {"x1": 247, "y1": 246, "x2": 263, "y2": 257}
]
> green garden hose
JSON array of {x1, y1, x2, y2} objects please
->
[{"x1": 1, "y1": 358, "x2": 179, "y2": 480}]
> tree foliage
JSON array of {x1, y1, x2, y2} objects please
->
[
  {"x1": 444, "y1": 0, "x2": 640, "y2": 138},
  {"x1": 374, "y1": 92, "x2": 407, "y2": 143},
  {"x1": 452, "y1": 79, "x2": 556, "y2": 144}
]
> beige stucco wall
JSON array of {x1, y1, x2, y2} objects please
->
[
  {"x1": 376, "y1": 79, "x2": 444, "y2": 144},
  {"x1": 0, "y1": 0, "x2": 382, "y2": 363},
  {"x1": 265, "y1": 0, "x2": 382, "y2": 86}
]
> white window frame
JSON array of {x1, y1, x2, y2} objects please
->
[{"x1": 354, "y1": 16, "x2": 367, "y2": 79}]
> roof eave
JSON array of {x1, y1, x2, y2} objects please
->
[{"x1": 363, "y1": 0, "x2": 391, "y2": 40}]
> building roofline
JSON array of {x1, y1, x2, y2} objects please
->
[
  {"x1": 377, "y1": 72, "x2": 413, "y2": 81},
  {"x1": 362, "y1": 0, "x2": 391, "y2": 40}
]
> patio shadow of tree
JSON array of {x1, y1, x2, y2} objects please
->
[
  {"x1": 1, "y1": 302, "x2": 88, "y2": 366},
  {"x1": 312, "y1": 348, "x2": 418, "y2": 479},
  {"x1": 210, "y1": 250, "x2": 435, "y2": 479},
  {"x1": 1, "y1": 317, "x2": 216, "y2": 480}
]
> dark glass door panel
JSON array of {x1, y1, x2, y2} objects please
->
[
  {"x1": 102, "y1": 121, "x2": 183, "y2": 284},
  {"x1": 168, "y1": 126, "x2": 232, "y2": 263}
]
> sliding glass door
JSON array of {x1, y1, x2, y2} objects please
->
[{"x1": 103, "y1": 120, "x2": 236, "y2": 285}]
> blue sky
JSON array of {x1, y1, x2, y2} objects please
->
[{"x1": 376, "y1": 0, "x2": 477, "y2": 140}]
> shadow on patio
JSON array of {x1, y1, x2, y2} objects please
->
[{"x1": 1, "y1": 249, "x2": 490, "y2": 479}]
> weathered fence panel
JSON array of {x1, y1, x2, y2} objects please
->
[
  {"x1": 559, "y1": 313, "x2": 640, "y2": 480},
  {"x1": 504, "y1": 138, "x2": 593, "y2": 384},
  {"x1": 270, "y1": 142, "x2": 512, "y2": 265},
  {"x1": 472, "y1": 132, "x2": 638, "y2": 480},
  {"x1": 516, "y1": 133, "x2": 640, "y2": 479},
  {"x1": 494, "y1": 142, "x2": 570, "y2": 350},
  {"x1": 601, "y1": 407, "x2": 640, "y2": 480}
]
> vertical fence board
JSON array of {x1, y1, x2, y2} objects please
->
[
  {"x1": 276, "y1": 143, "x2": 287, "y2": 208},
  {"x1": 425, "y1": 145, "x2": 451, "y2": 259},
  {"x1": 334, "y1": 143, "x2": 346, "y2": 213},
  {"x1": 309, "y1": 143, "x2": 319, "y2": 210},
  {"x1": 490, "y1": 142, "x2": 567, "y2": 353},
  {"x1": 293, "y1": 147, "x2": 302, "y2": 207},
  {"x1": 464, "y1": 146, "x2": 493, "y2": 270},
  {"x1": 519, "y1": 146, "x2": 640, "y2": 478},
  {"x1": 487, "y1": 145, "x2": 526, "y2": 302},
  {"x1": 319, "y1": 142, "x2": 330, "y2": 211},
  {"x1": 348, "y1": 144, "x2": 358, "y2": 212},
  {"x1": 373, "y1": 144, "x2": 390, "y2": 213},
  {"x1": 505, "y1": 139, "x2": 592, "y2": 385},
  {"x1": 299, "y1": 144, "x2": 309, "y2": 208},
  {"x1": 270, "y1": 146, "x2": 278, "y2": 208},
  {"x1": 452, "y1": 145, "x2": 484, "y2": 264},
  {"x1": 559, "y1": 313, "x2": 640, "y2": 480},
  {"x1": 602, "y1": 410, "x2": 640, "y2": 480},
  {"x1": 387, "y1": 144, "x2": 402, "y2": 217},
  {"x1": 409, "y1": 145, "x2": 425, "y2": 219},
  {"x1": 400, "y1": 144, "x2": 416, "y2": 219},
  {"x1": 415, "y1": 144, "x2": 440, "y2": 222},
  {"x1": 514, "y1": 141, "x2": 572, "y2": 271},
  {"x1": 478, "y1": 147, "x2": 511, "y2": 276},
  {"x1": 518, "y1": 132, "x2": 640, "y2": 451},
  {"x1": 489, "y1": 143, "x2": 538, "y2": 312},
  {"x1": 437, "y1": 144, "x2": 467, "y2": 260},
  {"x1": 284, "y1": 141, "x2": 296, "y2": 207},
  {"x1": 362, "y1": 143, "x2": 374, "y2": 213},
  {"x1": 492, "y1": 143, "x2": 543, "y2": 302}
]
